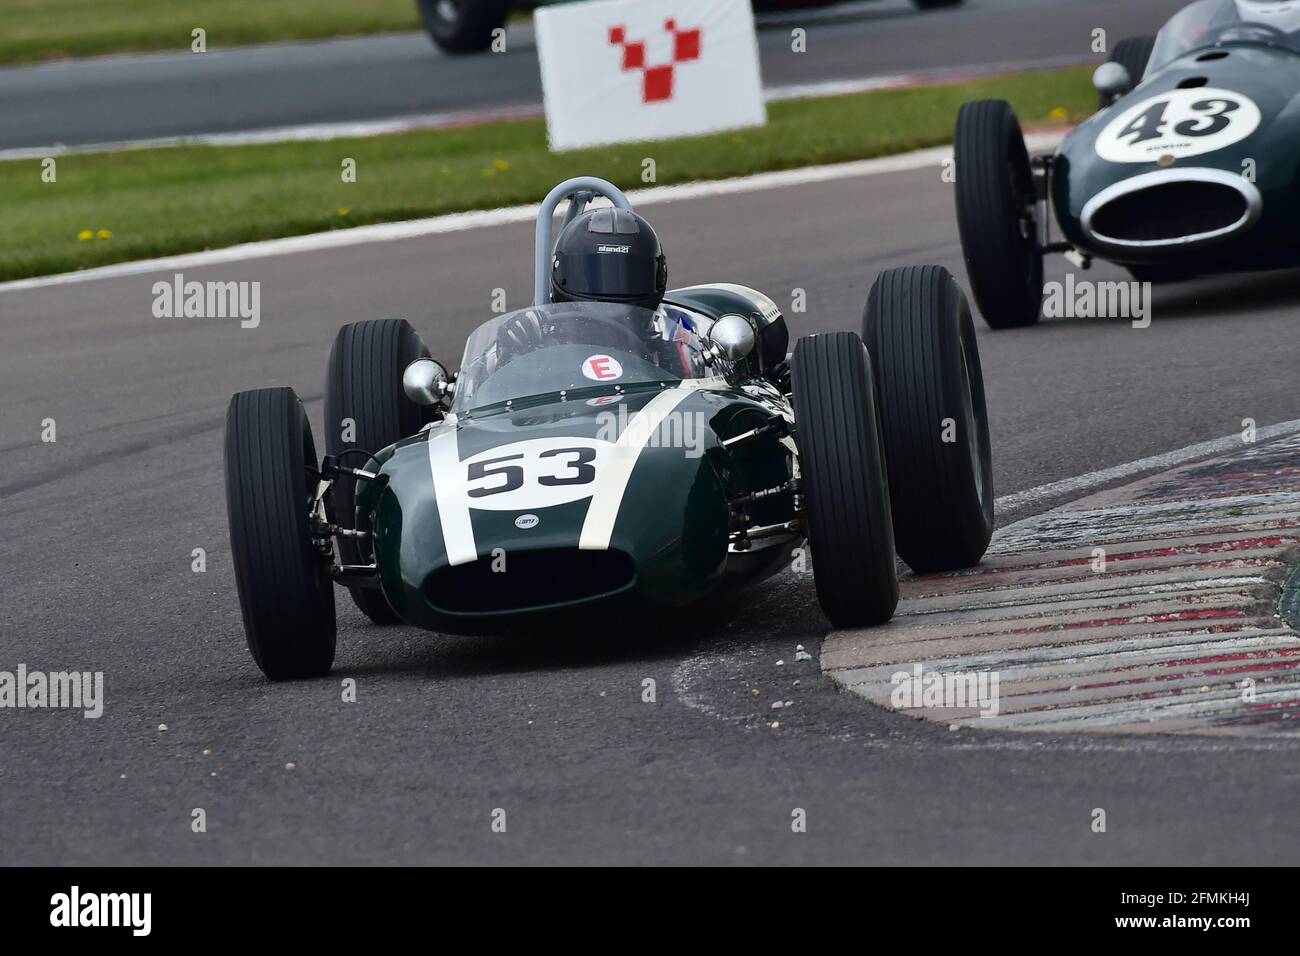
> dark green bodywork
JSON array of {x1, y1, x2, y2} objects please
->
[
  {"x1": 1053, "y1": 45, "x2": 1300, "y2": 271},
  {"x1": 352, "y1": 286, "x2": 797, "y2": 634},
  {"x1": 665, "y1": 283, "x2": 790, "y2": 380}
]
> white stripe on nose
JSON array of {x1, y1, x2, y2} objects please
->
[{"x1": 579, "y1": 385, "x2": 697, "y2": 551}]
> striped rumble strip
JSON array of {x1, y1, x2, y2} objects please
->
[{"x1": 823, "y1": 434, "x2": 1300, "y2": 737}]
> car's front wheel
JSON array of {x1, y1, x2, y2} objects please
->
[
  {"x1": 225, "y1": 387, "x2": 337, "y2": 680},
  {"x1": 955, "y1": 99, "x2": 1044, "y2": 329},
  {"x1": 791, "y1": 331, "x2": 899, "y2": 628},
  {"x1": 863, "y1": 265, "x2": 994, "y2": 573},
  {"x1": 325, "y1": 319, "x2": 434, "y2": 624},
  {"x1": 417, "y1": 0, "x2": 512, "y2": 54}
]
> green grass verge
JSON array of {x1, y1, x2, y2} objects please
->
[
  {"x1": 0, "y1": 0, "x2": 423, "y2": 65},
  {"x1": 0, "y1": 67, "x2": 1094, "y2": 282}
]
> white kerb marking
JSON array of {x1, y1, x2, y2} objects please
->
[
  {"x1": 995, "y1": 418, "x2": 1300, "y2": 514},
  {"x1": 0, "y1": 132, "x2": 1067, "y2": 294}
]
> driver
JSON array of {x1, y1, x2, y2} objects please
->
[
  {"x1": 550, "y1": 206, "x2": 667, "y2": 312},
  {"x1": 497, "y1": 206, "x2": 703, "y2": 373},
  {"x1": 1185, "y1": 0, "x2": 1300, "y2": 46},
  {"x1": 553, "y1": 207, "x2": 708, "y2": 368},
  {"x1": 1235, "y1": 0, "x2": 1300, "y2": 32}
]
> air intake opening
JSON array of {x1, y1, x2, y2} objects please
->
[
  {"x1": 1090, "y1": 180, "x2": 1249, "y2": 243},
  {"x1": 1178, "y1": 76, "x2": 1208, "y2": 88},
  {"x1": 429, "y1": 548, "x2": 636, "y2": 613}
]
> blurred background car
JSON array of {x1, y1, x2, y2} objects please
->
[{"x1": 418, "y1": 0, "x2": 962, "y2": 53}]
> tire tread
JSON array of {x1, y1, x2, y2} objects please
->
[
  {"x1": 792, "y1": 332, "x2": 898, "y2": 627},
  {"x1": 864, "y1": 265, "x2": 994, "y2": 572},
  {"x1": 225, "y1": 387, "x2": 336, "y2": 679},
  {"x1": 324, "y1": 319, "x2": 429, "y2": 624},
  {"x1": 954, "y1": 99, "x2": 1043, "y2": 329}
]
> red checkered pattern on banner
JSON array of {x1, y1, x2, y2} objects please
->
[{"x1": 608, "y1": 18, "x2": 703, "y2": 104}]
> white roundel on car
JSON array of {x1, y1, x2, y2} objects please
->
[
  {"x1": 582, "y1": 354, "x2": 623, "y2": 382},
  {"x1": 1095, "y1": 88, "x2": 1262, "y2": 163},
  {"x1": 458, "y1": 436, "x2": 616, "y2": 512}
]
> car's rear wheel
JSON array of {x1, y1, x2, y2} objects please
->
[
  {"x1": 417, "y1": 0, "x2": 512, "y2": 54},
  {"x1": 863, "y1": 265, "x2": 994, "y2": 573},
  {"x1": 1101, "y1": 35, "x2": 1157, "y2": 109},
  {"x1": 791, "y1": 331, "x2": 899, "y2": 627},
  {"x1": 325, "y1": 319, "x2": 433, "y2": 624},
  {"x1": 225, "y1": 387, "x2": 336, "y2": 680},
  {"x1": 955, "y1": 99, "x2": 1044, "y2": 330}
]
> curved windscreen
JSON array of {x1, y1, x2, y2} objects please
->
[
  {"x1": 451, "y1": 301, "x2": 712, "y2": 413},
  {"x1": 1150, "y1": 0, "x2": 1300, "y2": 73}
]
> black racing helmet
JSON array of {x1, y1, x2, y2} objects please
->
[{"x1": 550, "y1": 207, "x2": 667, "y2": 311}]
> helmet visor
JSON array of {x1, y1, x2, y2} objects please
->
[{"x1": 556, "y1": 247, "x2": 660, "y2": 301}]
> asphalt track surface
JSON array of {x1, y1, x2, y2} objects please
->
[
  {"x1": 2, "y1": 149, "x2": 1299, "y2": 863},
  {"x1": 0, "y1": 0, "x2": 1189, "y2": 150}
]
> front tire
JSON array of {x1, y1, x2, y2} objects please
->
[
  {"x1": 864, "y1": 266, "x2": 994, "y2": 573},
  {"x1": 417, "y1": 0, "x2": 512, "y2": 54},
  {"x1": 955, "y1": 99, "x2": 1044, "y2": 329},
  {"x1": 325, "y1": 319, "x2": 432, "y2": 624},
  {"x1": 225, "y1": 387, "x2": 336, "y2": 680},
  {"x1": 792, "y1": 332, "x2": 899, "y2": 627}
]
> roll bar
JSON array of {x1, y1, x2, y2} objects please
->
[{"x1": 533, "y1": 177, "x2": 634, "y2": 306}]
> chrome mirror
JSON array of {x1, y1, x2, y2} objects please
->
[
  {"x1": 402, "y1": 358, "x2": 451, "y2": 406},
  {"x1": 707, "y1": 314, "x2": 756, "y2": 365},
  {"x1": 1092, "y1": 62, "x2": 1133, "y2": 105}
]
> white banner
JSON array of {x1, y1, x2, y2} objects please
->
[{"x1": 536, "y1": 0, "x2": 766, "y2": 151}]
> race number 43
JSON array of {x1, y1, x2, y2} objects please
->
[{"x1": 1095, "y1": 88, "x2": 1261, "y2": 163}]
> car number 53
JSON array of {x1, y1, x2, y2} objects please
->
[{"x1": 457, "y1": 437, "x2": 614, "y2": 510}]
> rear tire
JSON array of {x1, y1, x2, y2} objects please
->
[
  {"x1": 325, "y1": 319, "x2": 432, "y2": 624},
  {"x1": 417, "y1": 0, "x2": 511, "y2": 54},
  {"x1": 225, "y1": 387, "x2": 336, "y2": 680},
  {"x1": 791, "y1": 332, "x2": 899, "y2": 627},
  {"x1": 863, "y1": 265, "x2": 994, "y2": 573},
  {"x1": 1101, "y1": 35, "x2": 1157, "y2": 109},
  {"x1": 955, "y1": 99, "x2": 1044, "y2": 330}
]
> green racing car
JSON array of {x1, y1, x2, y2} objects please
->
[
  {"x1": 954, "y1": 0, "x2": 1300, "y2": 328},
  {"x1": 224, "y1": 176, "x2": 994, "y2": 679}
]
